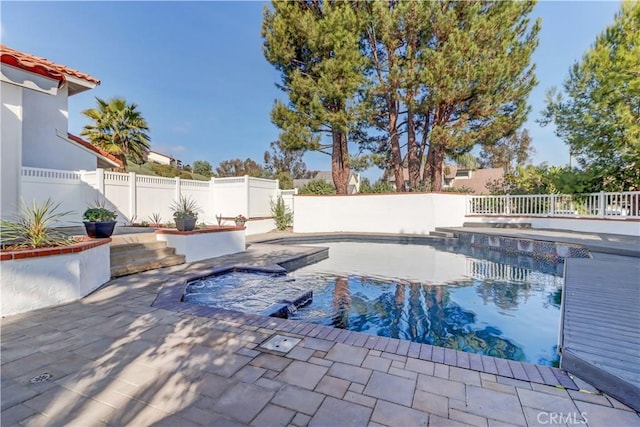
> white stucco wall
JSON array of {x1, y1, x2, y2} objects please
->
[
  {"x1": 1, "y1": 244, "x2": 111, "y2": 317},
  {"x1": 21, "y1": 86, "x2": 96, "y2": 171},
  {"x1": 245, "y1": 218, "x2": 276, "y2": 235},
  {"x1": 293, "y1": 193, "x2": 468, "y2": 234},
  {"x1": 470, "y1": 216, "x2": 640, "y2": 237},
  {"x1": 1, "y1": 81, "x2": 23, "y2": 219},
  {"x1": 156, "y1": 229, "x2": 245, "y2": 263}
]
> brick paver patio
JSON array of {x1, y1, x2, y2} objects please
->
[{"x1": 2, "y1": 241, "x2": 639, "y2": 426}]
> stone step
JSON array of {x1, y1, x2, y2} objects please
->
[
  {"x1": 110, "y1": 246, "x2": 177, "y2": 265},
  {"x1": 110, "y1": 254, "x2": 186, "y2": 278},
  {"x1": 110, "y1": 241, "x2": 168, "y2": 255},
  {"x1": 462, "y1": 222, "x2": 532, "y2": 229}
]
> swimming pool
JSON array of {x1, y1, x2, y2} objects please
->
[{"x1": 183, "y1": 242, "x2": 564, "y2": 366}]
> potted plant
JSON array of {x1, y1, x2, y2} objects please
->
[
  {"x1": 234, "y1": 214, "x2": 247, "y2": 227},
  {"x1": 83, "y1": 205, "x2": 117, "y2": 238},
  {"x1": 171, "y1": 195, "x2": 199, "y2": 231}
]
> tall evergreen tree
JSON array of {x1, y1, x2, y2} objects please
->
[
  {"x1": 81, "y1": 97, "x2": 151, "y2": 170},
  {"x1": 359, "y1": 1, "x2": 539, "y2": 191},
  {"x1": 541, "y1": 2, "x2": 640, "y2": 191},
  {"x1": 262, "y1": 1, "x2": 367, "y2": 194},
  {"x1": 418, "y1": 1, "x2": 539, "y2": 191}
]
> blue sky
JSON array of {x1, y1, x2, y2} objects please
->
[{"x1": 1, "y1": 1, "x2": 622, "y2": 179}]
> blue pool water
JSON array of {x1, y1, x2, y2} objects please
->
[{"x1": 184, "y1": 242, "x2": 564, "y2": 366}]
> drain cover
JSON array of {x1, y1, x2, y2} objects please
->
[
  {"x1": 260, "y1": 335, "x2": 301, "y2": 353},
  {"x1": 30, "y1": 373, "x2": 52, "y2": 383}
]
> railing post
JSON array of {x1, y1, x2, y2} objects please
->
[
  {"x1": 245, "y1": 175, "x2": 250, "y2": 217},
  {"x1": 505, "y1": 195, "x2": 511, "y2": 215},
  {"x1": 175, "y1": 177, "x2": 181, "y2": 201},
  {"x1": 210, "y1": 176, "x2": 217, "y2": 219},
  {"x1": 96, "y1": 168, "x2": 105, "y2": 195},
  {"x1": 598, "y1": 191, "x2": 606, "y2": 218},
  {"x1": 550, "y1": 194, "x2": 555, "y2": 215},
  {"x1": 129, "y1": 172, "x2": 137, "y2": 224}
]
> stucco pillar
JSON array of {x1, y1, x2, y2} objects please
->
[{"x1": 1, "y1": 84, "x2": 23, "y2": 220}]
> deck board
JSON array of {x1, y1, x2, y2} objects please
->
[{"x1": 562, "y1": 258, "x2": 640, "y2": 410}]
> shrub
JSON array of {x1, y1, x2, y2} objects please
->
[
  {"x1": 170, "y1": 195, "x2": 199, "y2": 220},
  {"x1": 0, "y1": 198, "x2": 74, "y2": 249},
  {"x1": 83, "y1": 207, "x2": 117, "y2": 222},
  {"x1": 271, "y1": 196, "x2": 293, "y2": 231},
  {"x1": 299, "y1": 179, "x2": 336, "y2": 195}
]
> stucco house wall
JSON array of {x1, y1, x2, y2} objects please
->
[{"x1": 21, "y1": 85, "x2": 97, "y2": 171}]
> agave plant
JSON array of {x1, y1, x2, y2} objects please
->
[{"x1": 0, "y1": 199, "x2": 74, "y2": 249}]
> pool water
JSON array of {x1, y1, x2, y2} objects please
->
[{"x1": 183, "y1": 242, "x2": 563, "y2": 366}]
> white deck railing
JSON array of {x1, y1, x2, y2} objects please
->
[{"x1": 467, "y1": 191, "x2": 640, "y2": 219}]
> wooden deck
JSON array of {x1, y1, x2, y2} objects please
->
[{"x1": 561, "y1": 257, "x2": 640, "y2": 410}]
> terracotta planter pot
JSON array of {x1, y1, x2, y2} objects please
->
[{"x1": 83, "y1": 221, "x2": 117, "y2": 238}]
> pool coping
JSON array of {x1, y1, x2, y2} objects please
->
[{"x1": 151, "y1": 237, "x2": 579, "y2": 391}]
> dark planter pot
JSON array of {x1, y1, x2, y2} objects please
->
[
  {"x1": 175, "y1": 217, "x2": 196, "y2": 231},
  {"x1": 83, "y1": 221, "x2": 117, "y2": 238}
]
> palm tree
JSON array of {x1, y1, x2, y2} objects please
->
[{"x1": 81, "y1": 97, "x2": 151, "y2": 171}]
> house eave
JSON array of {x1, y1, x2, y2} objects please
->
[{"x1": 56, "y1": 130, "x2": 121, "y2": 168}]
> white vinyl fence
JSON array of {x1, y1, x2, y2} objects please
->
[
  {"x1": 19, "y1": 167, "x2": 282, "y2": 227},
  {"x1": 467, "y1": 192, "x2": 640, "y2": 219}
]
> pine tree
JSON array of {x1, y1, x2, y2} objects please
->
[
  {"x1": 262, "y1": 1, "x2": 367, "y2": 194},
  {"x1": 541, "y1": 2, "x2": 639, "y2": 191}
]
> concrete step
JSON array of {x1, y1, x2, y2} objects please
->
[
  {"x1": 462, "y1": 222, "x2": 532, "y2": 229},
  {"x1": 110, "y1": 246, "x2": 177, "y2": 265},
  {"x1": 110, "y1": 232, "x2": 158, "y2": 245},
  {"x1": 110, "y1": 241, "x2": 168, "y2": 255},
  {"x1": 429, "y1": 230, "x2": 456, "y2": 238},
  {"x1": 110, "y1": 254, "x2": 186, "y2": 278}
]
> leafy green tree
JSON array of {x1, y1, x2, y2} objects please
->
[
  {"x1": 263, "y1": 140, "x2": 316, "y2": 180},
  {"x1": 192, "y1": 160, "x2": 213, "y2": 177},
  {"x1": 215, "y1": 158, "x2": 266, "y2": 178},
  {"x1": 359, "y1": 177, "x2": 395, "y2": 194},
  {"x1": 262, "y1": 1, "x2": 366, "y2": 194},
  {"x1": 276, "y1": 171, "x2": 294, "y2": 190},
  {"x1": 81, "y1": 97, "x2": 151, "y2": 170},
  {"x1": 299, "y1": 179, "x2": 336, "y2": 195},
  {"x1": 541, "y1": 2, "x2": 640, "y2": 191},
  {"x1": 479, "y1": 129, "x2": 534, "y2": 173}
]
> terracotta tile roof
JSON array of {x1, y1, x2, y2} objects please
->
[
  {"x1": 67, "y1": 133, "x2": 123, "y2": 168},
  {"x1": 0, "y1": 45, "x2": 100, "y2": 85}
]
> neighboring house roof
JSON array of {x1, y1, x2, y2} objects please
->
[
  {"x1": 387, "y1": 165, "x2": 503, "y2": 194},
  {"x1": 66, "y1": 133, "x2": 123, "y2": 169},
  {"x1": 293, "y1": 171, "x2": 333, "y2": 188},
  {"x1": 148, "y1": 150, "x2": 175, "y2": 160},
  {"x1": 448, "y1": 167, "x2": 504, "y2": 194}
]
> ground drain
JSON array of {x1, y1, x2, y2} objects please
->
[
  {"x1": 260, "y1": 335, "x2": 301, "y2": 353},
  {"x1": 30, "y1": 373, "x2": 52, "y2": 383}
]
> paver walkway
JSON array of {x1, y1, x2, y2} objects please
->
[{"x1": 2, "y1": 238, "x2": 640, "y2": 426}]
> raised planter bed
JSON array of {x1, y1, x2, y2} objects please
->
[
  {"x1": 1, "y1": 238, "x2": 111, "y2": 317},
  {"x1": 155, "y1": 226, "x2": 246, "y2": 263}
]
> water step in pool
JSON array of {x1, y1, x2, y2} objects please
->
[{"x1": 262, "y1": 290, "x2": 313, "y2": 319}]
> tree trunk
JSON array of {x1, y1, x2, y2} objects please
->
[
  {"x1": 331, "y1": 130, "x2": 350, "y2": 194},
  {"x1": 389, "y1": 103, "x2": 405, "y2": 192},
  {"x1": 427, "y1": 143, "x2": 445, "y2": 192},
  {"x1": 406, "y1": 108, "x2": 420, "y2": 191}
]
